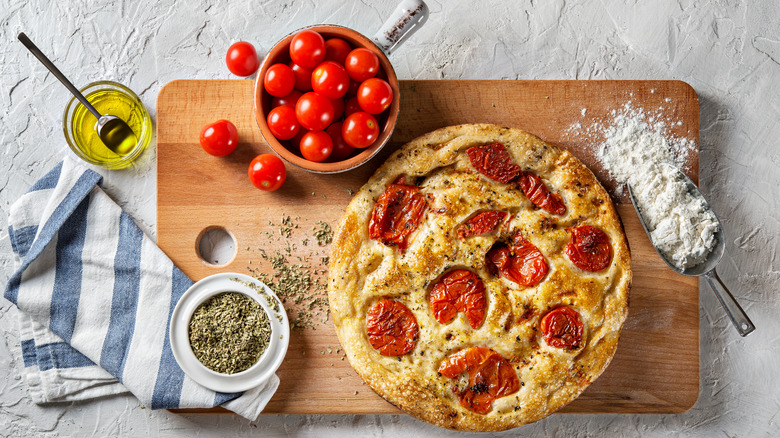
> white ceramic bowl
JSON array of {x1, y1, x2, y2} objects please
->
[{"x1": 169, "y1": 272, "x2": 289, "y2": 393}]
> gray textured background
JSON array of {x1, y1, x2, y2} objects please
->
[{"x1": 1, "y1": 0, "x2": 778, "y2": 436}]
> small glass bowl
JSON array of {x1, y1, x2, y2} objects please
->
[
  {"x1": 169, "y1": 273, "x2": 290, "y2": 393},
  {"x1": 62, "y1": 81, "x2": 152, "y2": 169}
]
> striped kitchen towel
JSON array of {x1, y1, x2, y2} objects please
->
[{"x1": 3, "y1": 157, "x2": 278, "y2": 420}]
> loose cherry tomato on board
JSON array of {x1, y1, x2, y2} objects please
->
[
  {"x1": 311, "y1": 61, "x2": 350, "y2": 100},
  {"x1": 344, "y1": 48, "x2": 380, "y2": 82},
  {"x1": 324, "y1": 38, "x2": 352, "y2": 64},
  {"x1": 264, "y1": 63, "x2": 295, "y2": 97},
  {"x1": 248, "y1": 154, "x2": 286, "y2": 191},
  {"x1": 326, "y1": 122, "x2": 355, "y2": 161},
  {"x1": 226, "y1": 41, "x2": 260, "y2": 77},
  {"x1": 357, "y1": 78, "x2": 394, "y2": 114},
  {"x1": 299, "y1": 130, "x2": 333, "y2": 162},
  {"x1": 295, "y1": 92, "x2": 335, "y2": 131},
  {"x1": 290, "y1": 30, "x2": 326, "y2": 69},
  {"x1": 271, "y1": 89, "x2": 302, "y2": 109},
  {"x1": 267, "y1": 106, "x2": 300, "y2": 141},
  {"x1": 200, "y1": 119, "x2": 238, "y2": 156},
  {"x1": 289, "y1": 62, "x2": 313, "y2": 92},
  {"x1": 342, "y1": 111, "x2": 379, "y2": 148}
]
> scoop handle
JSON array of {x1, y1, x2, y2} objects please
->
[
  {"x1": 704, "y1": 269, "x2": 755, "y2": 337},
  {"x1": 372, "y1": 0, "x2": 429, "y2": 55},
  {"x1": 18, "y1": 32, "x2": 101, "y2": 119}
]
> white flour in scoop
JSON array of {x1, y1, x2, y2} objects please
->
[
  {"x1": 631, "y1": 164, "x2": 718, "y2": 269},
  {"x1": 586, "y1": 103, "x2": 717, "y2": 270}
]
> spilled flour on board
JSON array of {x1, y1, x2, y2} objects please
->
[{"x1": 572, "y1": 103, "x2": 717, "y2": 270}]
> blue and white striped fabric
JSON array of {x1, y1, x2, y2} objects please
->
[{"x1": 3, "y1": 158, "x2": 278, "y2": 420}]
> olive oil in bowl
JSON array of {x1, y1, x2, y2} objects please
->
[{"x1": 63, "y1": 81, "x2": 151, "y2": 169}]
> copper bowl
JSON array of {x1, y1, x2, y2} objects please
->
[{"x1": 253, "y1": 25, "x2": 400, "y2": 174}]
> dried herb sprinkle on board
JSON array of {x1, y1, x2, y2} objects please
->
[
  {"x1": 188, "y1": 292, "x2": 271, "y2": 374},
  {"x1": 248, "y1": 217, "x2": 332, "y2": 330},
  {"x1": 313, "y1": 221, "x2": 333, "y2": 246}
]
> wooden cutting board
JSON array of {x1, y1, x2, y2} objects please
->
[{"x1": 157, "y1": 79, "x2": 699, "y2": 415}]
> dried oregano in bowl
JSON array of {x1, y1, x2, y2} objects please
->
[{"x1": 188, "y1": 292, "x2": 272, "y2": 374}]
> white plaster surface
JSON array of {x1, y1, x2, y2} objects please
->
[{"x1": 1, "y1": 0, "x2": 778, "y2": 436}]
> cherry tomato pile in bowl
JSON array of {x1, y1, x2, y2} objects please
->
[{"x1": 254, "y1": 25, "x2": 400, "y2": 173}]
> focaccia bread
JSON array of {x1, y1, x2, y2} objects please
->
[{"x1": 327, "y1": 124, "x2": 631, "y2": 431}]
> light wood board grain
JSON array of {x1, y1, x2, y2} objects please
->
[{"x1": 157, "y1": 79, "x2": 699, "y2": 415}]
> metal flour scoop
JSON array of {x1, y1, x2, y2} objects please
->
[{"x1": 628, "y1": 162, "x2": 755, "y2": 337}]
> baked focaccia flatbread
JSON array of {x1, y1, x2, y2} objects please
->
[{"x1": 327, "y1": 124, "x2": 631, "y2": 431}]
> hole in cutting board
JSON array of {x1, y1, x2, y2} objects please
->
[{"x1": 196, "y1": 226, "x2": 237, "y2": 266}]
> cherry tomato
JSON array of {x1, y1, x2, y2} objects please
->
[
  {"x1": 267, "y1": 106, "x2": 300, "y2": 140},
  {"x1": 330, "y1": 97, "x2": 345, "y2": 121},
  {"x1": 248, "y1": 154, "x2": 286, "y2": 191},
  {"x1": 429, "y1": 269, "x2": 486, "y2": 329},
  {"x1": 299, "y1": 130, "x2": 333, "y2": 162},
  {"x1": 290, "y1": 129, "x2": 307, "y2": 150},
  {"x1": 366, "y1": 299, "x2": 419, "y2": 356},
  {"x1": 344, "y1": 48, "x2": 380, "y2": 82},
  {"x1": 357, "y1": 78, "x2": 394, "y2": 114},
  {"x1": 565, "y1": 225, "x2": 612, "y2": 272},
  {"x1": 519, "y1": 172, "x2": 566, "y2": 215},
  {"x1": 466, "y1": 142, "x2": 521, "y2": 183},
  {"x1": 487, "y1": 235, "x2": 549, "y2": 287},
  {"x1": 326, "y1": 122, "x2": 355, "y2": 161},
  {"x1": 438, "y1": 347, "x2": 520, "y2": 415},
  {"x1": 225, "y1": 41, "x2": 259, "y2": 77},
  {"x1": 263, "y1": 63, "x2": 295, "y2": 97},
  {"x1": 295, "y1": 92, "x2": 335, "y2": 131},
  {"x1": 346, "y1": 79, "x2": 361, "y2": 96},
  {"x1": 342, "y1": 111, "x2": 379, "y2": 148},
  {"x1": 199, "y1": 119, "x2": 238, "y2": 156},
  {"x1": 457, "y1": 211, "x2": 508, "y2": 239},
  {"x1": 344, "y1": 96, "x2": 361, "y2": 117},
  {"x1": 271, "y1": 89, "x2": 302, "y2": 109},
  {"x1": 289, "y1": 30, "x2": 326, "y2": 69},
  {"x1": 541, "y1": 307, "x2": 584, "y2": 349},
  {"x1": 311, "y1": 61, "x2": 350, "y2": 100},
  {"x1": 289, "y1": 62, "x2": 313, "y2": 92},
  {"x1": 368, "y1": 181, "x2": 427, "y2": 253},
  {"x1": 324, "y1": 38, "x2": 352, "y2": 64}
]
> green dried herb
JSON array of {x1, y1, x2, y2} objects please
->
[
  {"x1": 247, "y1": 217, "x2": 332, "y2": 330},
  {"x1": 279, "y1": 215, "x2": 297, "y2": 238},
  {"x1": 188, "y1": 292, "x2": 271, "y2": 375},
  {"x1": 232, "y1": 278, "x2": 280, "y2": 313},
  {"x1": 313, "y1": 221, "x2": 333, "y2": 246},
  {"x1": 249, "y1": 250, "x2": 327, "y2": 330}
]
